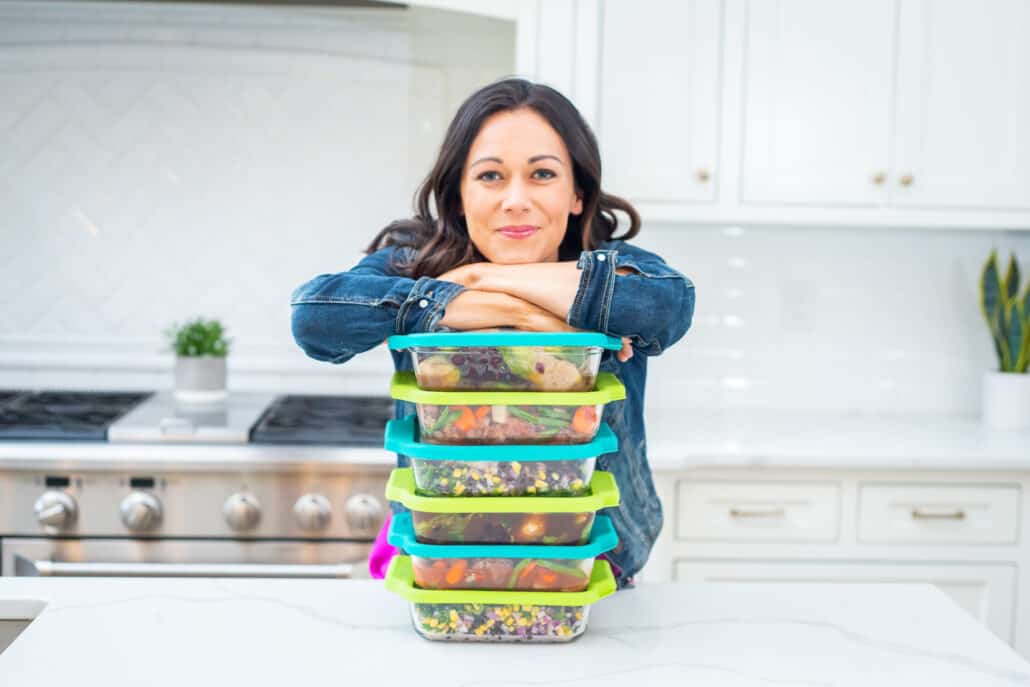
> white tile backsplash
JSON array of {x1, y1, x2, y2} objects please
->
[{"x1": 1, "y1": 2, "x2": 1027, "y2": 416}]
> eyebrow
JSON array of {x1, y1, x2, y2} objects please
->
[{"x1": 470, "y1": 154, "x2": 564, "y2": 168}]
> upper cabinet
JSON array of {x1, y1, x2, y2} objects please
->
[
  {"x1": 518, "y1": 0, "x2": 1030, "y2": 230},
  {"x1": 740, "y1": 0, "x2": 895, "y2": 207},
  {"x1": 598, "y1": 0, "x2": 722, "y2": 204},
  {"x1": 892, "y1": 0, "x2": 1030, "y2": 212}
]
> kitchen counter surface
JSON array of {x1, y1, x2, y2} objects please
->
[
  {"x1": 1, "y1": 409, "x2": 1029, "y2": 472},
  {"x1": 1, "y1": 578, "x2": 1028, "y2": 686},
  {"x1": 645, "y1": 409, "x2": 1030, "y2": 471}
]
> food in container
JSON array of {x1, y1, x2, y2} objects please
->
[
  {"x1": 384, "y1": 555, "x2": 616, "y2": 642},
  {"x1": 388, "y1": 512, "x2": 618, "y2": 592},
  {"x1": 385, "y1": 468, "x2": 620, "y2": 545},
  {"x1": 389, "y1": 371, "x2": 626, "y2": 445},
  {"x1": 388, "y1": 332, "x2": 623, "y2": 392},
  {"x1": 384, "y1": 415, "x2": 618, "y2": 497}
]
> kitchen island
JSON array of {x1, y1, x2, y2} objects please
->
[{"x1": 1, "y1": 578, "x2": 1028, "y2": 685}]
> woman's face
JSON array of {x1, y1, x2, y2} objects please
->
[{"x1": 459, "y1": 107, "x2": 583, "y2": 264}]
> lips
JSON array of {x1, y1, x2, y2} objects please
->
[{"x1": 497, "y1": 225, "x2": 539, "y2": 239}]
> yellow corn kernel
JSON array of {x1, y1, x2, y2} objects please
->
[
  {"x1": 511, "y1": 462, "x2": 522, "y2": 475},
  {"x1": 453, "y1": 482, "x2": 465, "y2": 495}
]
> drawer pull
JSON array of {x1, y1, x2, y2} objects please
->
[
  {"x1": 911, "y1": 508, "x2": 966, "y2": 521},
  {"x1": 729, "y1": 507, "x2": 786, "y2": 519}
]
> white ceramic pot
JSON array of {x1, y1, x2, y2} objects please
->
[
  {"x1": 982, "y1": 371, "x2": 1030, "y2": 430},
  {"x1": 174, "y1": 355, "x2": 227, "y2": 403}
]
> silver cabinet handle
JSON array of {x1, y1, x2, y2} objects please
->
[
  {"x1": 911, "y1": 508, "x2": 965, "y2": 520},
  {"x1": 729, "y1": 507, "x2": 786, "y2": 518},
  {"x1": 17, "y1": 558, "x2": 354, "y2": 578}
]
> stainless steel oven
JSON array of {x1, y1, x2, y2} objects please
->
[{"x1": 0, "y1": 465, "x2": 389, "y2": 579}]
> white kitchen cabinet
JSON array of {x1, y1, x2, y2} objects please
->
[
  {"x1": 674, "y1": 559, "x2": 1017, "y2": 643},
  {"x1": 892, "y1": 0, "x2": 1030, "y2": 211},
  {"x1": 647, "y1": 467, "x2": 1030, "y2": 657},
  {"x1": 677, "y1": 480, "x2": 840, "y2": 541},
  {"x1": 739, "y1": 0, "x2": 896, "y2": 207},
  {"x1": 598, "y1": 0, "x2": 722, "y2": 204},
  {"x1": 519, "y1": 0, "x2": 1030, "y2": 229}
]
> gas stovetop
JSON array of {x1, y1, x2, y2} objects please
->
[
  {"x1": 0, "y1": 389, "x2": 394, "y2": 446},
  {"x1": 249, "y1": 395, "x2": 395, "y2": 447},
  {"x1": 0, "y1": 390, "x2": 153, "y2": 441}
]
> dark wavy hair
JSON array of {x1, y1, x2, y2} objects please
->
[{"x1": 366, "y1": 77, "x2": 640, "y2": 278}]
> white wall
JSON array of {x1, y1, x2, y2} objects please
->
[{"x1": 0, "y1": 1, "x2": 1026, "y2": 417}]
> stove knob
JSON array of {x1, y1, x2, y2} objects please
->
[
  {"x1": 223, "y1": 492, "x2": 261, "y2": 532},
  {"x1": 294, "y1": 493, "x2": 331, "y2": 532},
  {"x1": 344, "y1": 493, "x2": 384, "y2": 533},
  {"x1": 34, "y1": 491, "x2": 78, "y2": 531},
  {"x1": 120, "y1": 491, "x2": 162, "y2": 532}
]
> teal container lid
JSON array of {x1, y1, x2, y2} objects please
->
[
  {"x1": 389, "y1": 512, "x2": 618, "y2": 559},
  {"x1": 384, "y1": 415, "x2": 618, "y2": 461},
  {"x1": 389, "y1": 331, "x2": 622, "y2": 350}
]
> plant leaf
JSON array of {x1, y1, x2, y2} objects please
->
[
  {"x1": 981, "y1": 251, "x2": 1006, "y2": 369},
  {"x1": 992, "y1": 310, "x2": 1012, "y2": 371},
  {"x1": 1005, "y1": 301, "x2": 1024, "y2": 373},
  {"x1": 1003, "y1": 253, "x2": 1021, "y2": 304}
]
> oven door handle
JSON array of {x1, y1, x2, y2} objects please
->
[{"x1": 16, "y1": 557, "x2": 355, "y2": 579}]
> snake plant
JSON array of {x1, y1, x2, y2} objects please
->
[{"x1": 980, "y1": 251, "x2": 1030, "y2": 373}]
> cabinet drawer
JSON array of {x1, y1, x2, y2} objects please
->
[
  {"x1": 677, "y1": 481, "x2": 840, "y2": 542},
  {"x1": 858, "y1": 484, "x2": 1020, "y2": 544}
]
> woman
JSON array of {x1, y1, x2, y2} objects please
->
[{"x1": 290, "y1": 78, "x2": 695, "y2": 589}]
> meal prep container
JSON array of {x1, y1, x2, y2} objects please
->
[
  {"x1": 385, "y1": 468, "x2": 620, "y2": 545},
  {"x1": 385, "y1": 555, "x2": 616, "y2": 642},
  {"x1": 388, "y1": 332, "x2": 623, "y2": 392},
  {"x1": 384, "y1": 415, "x2": 618, "y2": 497},
  {"x1": 388, "y1": 512, "x2": 618, "y2": 592},
  {"x1": 389, "y1": 371, "x2": 626, "y2": 445}
]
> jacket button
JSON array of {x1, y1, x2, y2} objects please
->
[
  {"x1": 597, "y1": 254, "x2": 607, "y2": 262},
  {"x1": 418, "y1": 299, "x2": 429, "y2": 308}
]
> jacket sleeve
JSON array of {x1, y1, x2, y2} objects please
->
[
  {"x1": 290, "y1": 248, "x2": 465, "y2": 364},
  {"x1": 566, "y1": 241, "x2": 695, "y2": 356}
]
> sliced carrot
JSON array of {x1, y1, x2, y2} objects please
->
[
  {"x1": 517, "y1": 561, "x2": 537, "y2": 582},
  {"x1": 571, "y1": 406, "x2": 596, "y2": 435},
  {"x1": 453, "y1": 407, "x2": 477, "y2": 432},
  {"x1": 444, "y1": 559, "x2": 468, "y2": 585},
  {"x1": 474, "y1": 406, "x2": 490, "y2": 420}
]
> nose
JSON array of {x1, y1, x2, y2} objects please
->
[{"x1": 501, "y1": 178, "x2": 531, "y2": 215}]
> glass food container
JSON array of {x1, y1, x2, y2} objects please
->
[
  {"x1": 389, "y1": 371, "x2": 626, "y2": 445},
  {"x1": 384, "y1": 468, "x2": 620, "y2": 545},
  {"x1": 384, "y1": 415, "x2": 618, "y2": 497},
  {"x1": 388, "y1": 332, "x2": 623, "y2": 392},
  {"x1": 384, "y1": 555, "x2": 617, "y2": 642}
]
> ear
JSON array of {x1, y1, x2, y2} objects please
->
[{"x1": 571, "y1": 190, "x2": 583, "y2": 216}]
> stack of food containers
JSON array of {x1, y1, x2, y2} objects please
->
[{"x1": 382, "y1": 332, "x2": 627, "y2": 642}]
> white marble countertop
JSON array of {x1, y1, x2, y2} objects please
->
[
  {"x1": 0, "y1": 409, "x2": 1028, "y2": 472},
  {"x1": 1, "y1": 578, "x2": 1028, "y2": 686},
  {"x1": 645, "y1": 409, "x2": 1030, "y2": 471}
]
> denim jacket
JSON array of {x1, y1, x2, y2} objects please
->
[{"x1": 290, "y1": 240, "x2": 695, "y2": 588}]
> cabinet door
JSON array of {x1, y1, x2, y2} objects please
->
[
  {"x1": 892, "y1": 0, "x2": 1030, "y2": 210},
  {"x1": 739, "y1": 0, "x2": 895, "y2": 206},
  {"x1": 598, "y1": 0, "x2": 722, "y2": 204},
  {"x1": 675, "y1": 560, "x2": 1016, "y2": 644}
]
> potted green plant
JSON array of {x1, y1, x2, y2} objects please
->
[
  {"x1": 979, "y1": 251, "x2": 1030, "y2": 429},
  {"x1": 164, "y1": 317, "x2": 232, "y2": 403}
]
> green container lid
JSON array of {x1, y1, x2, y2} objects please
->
[
  {"x1": 390, "y1": 371, "x2": 626, "y2": 406},
  {"x1": 388, "y1": 331, "x2": 623, "y2": 350},
  {"x1": 385, "y1": 468, "x2": 620, "y2": 513},
  {"x1": 385, "y1": 555, "x2": 617, "y2": 605},
  {"x1": 384, "y1": 415, "x2": 618, "y2": 461}
]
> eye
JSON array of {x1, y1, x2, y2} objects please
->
[
  {"x1": 476, "y1": 170, "x2": 502, "y2": 182},
  {"x1": 532, "y1": 169, "x2": 557, "y2": 180}
]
